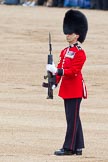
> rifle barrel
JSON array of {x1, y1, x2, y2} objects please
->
[{"x1": 49, "y1": 32, "x2": 52, "y2": 55}]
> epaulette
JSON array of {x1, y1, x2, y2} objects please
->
[{"x1": 75, "y1": 43, "x2": 82, "y2": 50}]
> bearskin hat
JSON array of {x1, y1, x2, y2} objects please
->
[{"x1": 63, "y1": 9, "x2": 88, "y2": 43}]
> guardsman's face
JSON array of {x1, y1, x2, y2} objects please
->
[{"x1": 66, "y1": 33, "x2": 79, "y2": 44}]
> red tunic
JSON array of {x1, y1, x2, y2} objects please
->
[{"x1": 56, "y1": 43, "x2": 87, "y2": 99}]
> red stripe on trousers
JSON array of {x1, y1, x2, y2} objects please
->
[{"x1": 70, "y1": 99, "x2": 78, "y2": 150}]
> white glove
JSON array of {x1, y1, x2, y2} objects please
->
[
  {"x1": 52, "y1": 85, "x2": 56, "y2": 90},
  {"x1": 46, "y1": 64, "x2": 57, "y2": 74}
]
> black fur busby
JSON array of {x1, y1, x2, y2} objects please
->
[{"x1": 63, "y1": 9, "x2": 88, "y2": 43}]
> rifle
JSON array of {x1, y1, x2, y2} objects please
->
[{"x1": 42, "y1": 33, "x2": 56, "y2": 99}]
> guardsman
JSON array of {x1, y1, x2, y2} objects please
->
[{"x1": 46, "y1": 9, "x2": 88, "y2": 156}]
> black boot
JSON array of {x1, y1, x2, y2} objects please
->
[
  {"x1": 54, "y1": 148, "x2": 74, "y2": 156},
  {"x1": 75, "y1": 149, "x2": 82, "y2": 155}
]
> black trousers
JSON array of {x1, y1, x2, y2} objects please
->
[
  {"x1": 96, "y1": 0, "x2": 108, "y2": 10},
  {"x1": 63, "y1": 98, "x2": 84, "y2": 151},
  {"x1": 90, "y1": 0, "x2": 97, "y2": 9},
  {"x1": 52, "y1": 0, "x2": 64, "y2": 7}
]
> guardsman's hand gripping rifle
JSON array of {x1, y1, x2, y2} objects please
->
[{"x1": 42, "y1": 33, "x2": 56, "y2": 99}]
